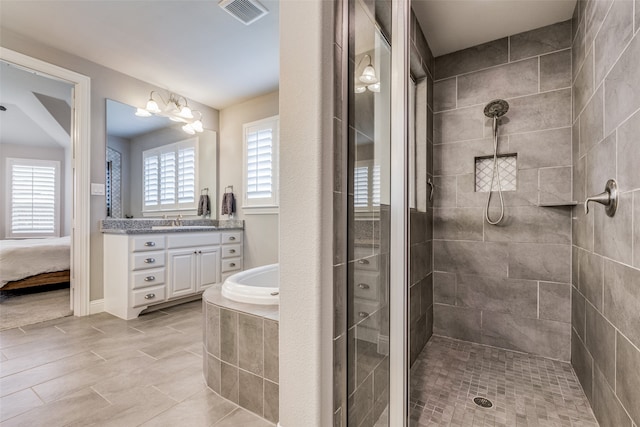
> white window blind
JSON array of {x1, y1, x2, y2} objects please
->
[
  {"x1": 143, "y1": 138, "x2": 198, "y2": 212},
  {"x1": 243, "y1": 116, "x2": 279, "y2": 208},
  {"x1": 6, "y1": 158, "x2": 60, "y2": 237},
  {"x1": 354, "y1": 161, "x2": 381, "y2": 210}
]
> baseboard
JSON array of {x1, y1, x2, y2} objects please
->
[{"x1": 89, "y1": 299, "x2": 104, "y2": 314}]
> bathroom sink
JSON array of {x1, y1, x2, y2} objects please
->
[{"x1": 151, "y1": 225, "x2": 218, "y2": 230}]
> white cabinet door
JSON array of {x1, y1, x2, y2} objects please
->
[
  {"x1": 168, "y1": 249, "x2": 197, "y2": 298},
  {"x1": 198, "y1": 246, "x2": 220, "y2": 290}
]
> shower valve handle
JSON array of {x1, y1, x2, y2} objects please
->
[{"x1": 585, "y1": 179, "x2": 618, "y2": 217}]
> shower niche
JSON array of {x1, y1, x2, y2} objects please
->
[{"x1": 474, "y1": 154, "x2": 517, "y2": 192}]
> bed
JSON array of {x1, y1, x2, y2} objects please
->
[{"x1": 0, "y1": 236, "x2": 71, "y2": 290}]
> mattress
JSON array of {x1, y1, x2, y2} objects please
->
[{"x1": 0, "y1": 236, "x2": 71, "y2": 288}]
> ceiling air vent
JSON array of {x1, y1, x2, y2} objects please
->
[{"x1": 219, "y1": 0, "x2": 269, "y2": 25}]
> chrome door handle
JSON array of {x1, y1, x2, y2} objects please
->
[
  {"x1": 427, "y1": 177, "x2": 434, "y2": 202},
  {"x1": 144, "y1": 293, "x2": 156, "y2": 300}
]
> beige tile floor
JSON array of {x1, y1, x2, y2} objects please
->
[{"x1": 0, "y1": 300, "x2": 274, "y2": 427}]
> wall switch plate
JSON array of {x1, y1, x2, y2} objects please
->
[{"x1": 91, "y1": 183, "x2": 105, "y2": 196}]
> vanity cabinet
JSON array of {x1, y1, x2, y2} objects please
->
[{"x1": 104, "y1": 230, "x2": 242, "y2": 320}]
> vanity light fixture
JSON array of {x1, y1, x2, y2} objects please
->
[
  {"x1": 355, "y1": 54, "x2": 380, "y2": 93},
  {"x1": 135, "y1": 91, "x2": 204, "y2": 134}
]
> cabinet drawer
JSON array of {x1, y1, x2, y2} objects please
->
[
  {"x1": 130, "y1": 235, "x2": 165, "y2": 252},
  {"x1": 221, "y1": 232, "x2": 242, "y2": 244},
  {"x1": 353, "y1": 299, "x2": 380, "y2": 326},
  {"x1": 355, "y1": 255, "x2": 378, "y2": 271},
  {"x1": 131, "y1": 251, "x2": 166, "y2": 271},
  {"x1": 132, "y1": 285, "x2": 166, "y2": 307},
  {"x1": 221, "y1": 258, "x2": 242, "y2": 273},
  {"x1": 354, "y1": 271, "x2": 380, "y2": 301},
  {"x1": 131, "y1": 268, "x2": 166, "y2": 290},
  {"x1": 167, "y1": 233, "x2": 221, "y2": 248},
  {"x1": 221, "y1": 244, "x2": 242, "y2": 259}
]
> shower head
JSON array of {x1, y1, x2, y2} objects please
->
[{"x1": 484, "y1": 99, "x2": 509, "y2": 118}]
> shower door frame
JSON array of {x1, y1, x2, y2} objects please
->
[{"x1": 389, "y1": 0, "x2": 410, "y2": 425}]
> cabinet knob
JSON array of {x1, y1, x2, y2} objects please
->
[
  {"x1": 229, "y1": 236, "x2": 236, "y2": 241},
  {"x1": 358, "y1": 283, "x2": 370, "y2": 290},
  {"x1": 198, "y1": 251, "x2": 202, "y2": 254},
  {"x1": 144, "y1": 241, "x2": 155, "y2": 247},
  {"x1": 144, "y1": 276, "x2": 155, "y2": 282},
  {"x1": 358, "y1": 311, "x2": 369, "y2": 318},
  {"x1": 229, "y1": 263, "x2": 236, "y2": 267},
  {"x1": 144, "y1": 293, "x2": 156, "y2": 300},
  {"x1": 144, "y1": 258, "x2": 155, "y2": 264},
  {"x1": 194, "y1": 251, "x2": 198, "y2": 254},
  {"x1": 229, "y1": 249, "x2": 236, "y2": 254}
]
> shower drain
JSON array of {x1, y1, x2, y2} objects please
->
[{"x1": 473, "y1": 397, "x2": 493, "y2": 408}]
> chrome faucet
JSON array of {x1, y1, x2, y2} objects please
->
[{"x1": 173, "y1": 214, "x2": 183, "y2": 226}]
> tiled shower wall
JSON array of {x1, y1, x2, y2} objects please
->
[
  {"x1": 409, "y1": 13, "x2": 435, "y2": 366},
  {"x1": 570, "y1": 0, "x2": 640, "y2": 426},
  {"x1": 432, "y1": 20, "x2": 574, "y2": 361}
]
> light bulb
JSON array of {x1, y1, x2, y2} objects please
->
[
  {"x1": 191, "y1": 120, "x2": 203, "y2": 133},
  {"x1": 179, "y1": 106, "x2": 193, "y2": 119},
  {"x1": 182, "y1": 124, "x2": 195, "y2": 135},
  {"x1": 135, "y1": 108, "x2": 152, "y2": 117},
  {"x1": 359, "y1": 65, "x2": 378, "y2": 84},
  {"x1": 367, "y1": 82, "x2": 381, "y2": 92},
  {"x1": 146, "y1": 99, "x2": 161, "y2": 113},
  {"x1": 355, "y1": 85, "x2": 366, "y2": 93}
]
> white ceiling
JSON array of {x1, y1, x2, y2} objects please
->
[{"x1": 413, "y1": 0, "x2": 577, "y2": 57}]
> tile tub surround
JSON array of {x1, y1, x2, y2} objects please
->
[
  {"x1": 432, "y1": 20, "x2": 574, "y2": 361},
  {"x1": 410, "y1": 336, "x2": 598, "y2": 426},
  {"x1": 571, "y1": 0, "x2": 640, "y2": 426},
  {"x1": 203, "y1": 286, "x2": 279, "y2": 424},
  {"x1": 0, "y1": 300, "x2": 273, "y2": 427}
]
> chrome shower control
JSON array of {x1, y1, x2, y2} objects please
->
[{"x1": 585, "y1": 179, "x2": 618, "y2": 217}]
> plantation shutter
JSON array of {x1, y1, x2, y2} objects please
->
[
  {"x1": 243, "y1": 116, "x2": 279, "y2": 208},
  {"x1": 177, "y1": 146, "x2": 196, "y2": 204},
  {"x1": 8, "y1": 159, "x2": 59, "y2": 237}
]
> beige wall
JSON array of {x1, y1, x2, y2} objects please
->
[
  {"x1": 219, "y1": 91, "x2": 279, "y2": 269},
  {"x1": 1, "y1": 28, "x2": 220, "y2": 300}
]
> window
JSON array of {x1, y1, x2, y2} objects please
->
[
  {"x1": 354, "y1": 160, "x2": 381, "y2": 210},
  {"x1": 143, "y1": 138, "x2": 198, "y2": 212},
  {"x1": 243, "y1": 116, "x2": 279, "y2": 210},
  {"x1": 6, "y1": 158, "x2": 60, "y2": 238}
]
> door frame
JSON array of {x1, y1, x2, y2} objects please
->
[{"x1": 1, "y1": 47, "x2": 91, "y2": 316}]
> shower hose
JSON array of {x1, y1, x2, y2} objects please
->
[{"x1": 485, "y1": 116, "x2": 505, "y2": 225}]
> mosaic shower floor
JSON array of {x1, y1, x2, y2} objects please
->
[{"x1": 409, "y1": 336, "x2": 598, "y2": 427}]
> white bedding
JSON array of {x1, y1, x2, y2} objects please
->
[{"x1": 0, "y1": 236, "x2": 71, "y2": 288}]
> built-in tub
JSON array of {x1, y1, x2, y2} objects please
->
[{"x1": 221, "y1": 263, "x2": 279, "y2": 305}]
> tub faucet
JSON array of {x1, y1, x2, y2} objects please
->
[{"x1": 173, "y1": 214, "x2": 183, "y2": 226}]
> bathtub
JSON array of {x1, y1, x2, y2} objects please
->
[{"x1": 221, "y1": 263, "x2": 279, "y2": 305}]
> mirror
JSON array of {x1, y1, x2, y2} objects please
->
[{"x1": 105, "y1": 99, "x2": 217, "y2": 218}]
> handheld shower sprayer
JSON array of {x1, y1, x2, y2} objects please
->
[{"x1": 483, "y1": 99, "x2": 509, "y2": 225}]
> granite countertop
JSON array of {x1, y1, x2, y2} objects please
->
[{"x1": 100, "y1": 218, "x2": 244, "y2": 234}]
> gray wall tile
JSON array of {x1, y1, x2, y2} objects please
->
[
  {"x1": 584, "y1": 0, "x2": 614, "y2": 48},
  {"x1": 539, "y1": 167, "x2": 573, "y2": 205},
  {"x1": 220, "y1": 309, "x2": 237, "y2": 365},
  {"x1": 586, "y1": 132, "x2": 616, "y2": 197},
  {"x1": 333, "y1": 335, "x2": 345, "y2": 412},
  {"x1": 572, "y1": 330, "x2": 593, "y2": 402},
  {"x1": 574, "y1": 153, "x2": 586, "y2": 204},
  {"x1": 509, "y1": 127, "x2": 572, "y2": 170},
  {"x1": 434, "y1": 240, "x2": 508, "y2": 276},
  {"x1": 509, "y1": 20, "x2": 572, "y2": 61},
  {"x1": 435, "y1": 38, "x2": 508, "y2": 80},
  {"x1": 433, "y1": 272, "x2": 456, "y2": 305},
  {"x1": 263, "y1": 380, "x2": 279, "y2": 424},
  {"x1": 579, "y1": 249, "x2": 604, "y2": 310},
  {"x1": 572, "y1": 285, "x2": 586, "y2": 340},
  {"x1": 585, "y1": 303, "x2": 616, "y2": 386},
  {"x1": 616, "y1": 332, "x2": 640, "y2": 425},
  {"x1": 636, "y1": 0, "x2": 640, "y2": 32},
  {"x1": 457, "y1": 58, "x2": 538, "y2": 108},
  {"x1": 604, "y1": 32, "x2": 640, "y2": 134},
  {"x1": 572, "y1": 245, "x2": 579, "y2": 286},
  {"x1": 420, "y1": 274, "x2": 433, "y2": 314},
  {"x1": 484, "y1": 206, "x2": 571, "y2": 244},
  {"x1": 495, "y1": 89, "x2": 572, "y2": 136},
  {"x1": 433, "y1": 208, "x2": 484, "y2": 241},
  {"x1": 594, "y1": 0, "x2": 634, "y2": 85},
  {"x1": 592, "y1": 364, "x2": 632, "y2": 427},
  {"x1": 595, "y1": 192, "x2": 633, "y2": 264},
  {"x1": 238, "y1": 370, "x2": 263, "y2": 416},
  {"x1": 205, "y1": 303, "x2": 220, "y2": 358},
  {"x1": 456, "y1": 173, "x2": 486, "y2": 208},
  {"x1": 572, "y1": 17, "x2": 586, "y2": 82},
  {"x1": 617, "y1": 109, "x2": 640, "y2": 191},
  {"x1": 574, "y1": 49, "x2": 594, "y2": 117},
  {"x1": 432, "y1": 175, "x2": 457, "y2": 207},
  {"x1": 220, "y1": 361, "x2": 239, "y2": 404},
  {"x1": 456, "y1": 275, "x2": 538, "y2": 318},
  {"x1": 434, "y1": 107, "x2": 485, "y2": 144},
  {"x1": 264, "y1": 320, "x2": 279, "y2": 383},
  {"x1": 433, "y1": 77, "x2": 456, "y2": 112},
  {"x1": 540, "y1": 50, "x2": 572, "y2": 91},
  {"x1": 539, "y1": 282, "x2": 571, "y2": 323},
  {"x1": 579, "y1": 85, "x2": 604, "y2": 157},
  {"x1": 238, "y1": 314, "x2": 263, "y2": 376},
  {"x1": 508, "y1": 243, "x2": 571, "y2": 282},
  {"x1": 481, "y1": 311, "x2": 571, "y2": 360},
  {"x1": 604, "y1": 259, "x2": 640, "y2": 348},
  {"x1": 433, "y1": 138, "x2": 496, "y2": 175},
  {"x1": 635, "y1": 192, "x2": 640, "y2": 268},
  {"x1": 204, "y1": 353, "x2": 221, "y2": 394},
  {"x1": 573, "y1": 206, "x2": 594, "y2": 252},
  {"x1": 433, "y1": 304, "x2": 482, "y2": 342}
]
